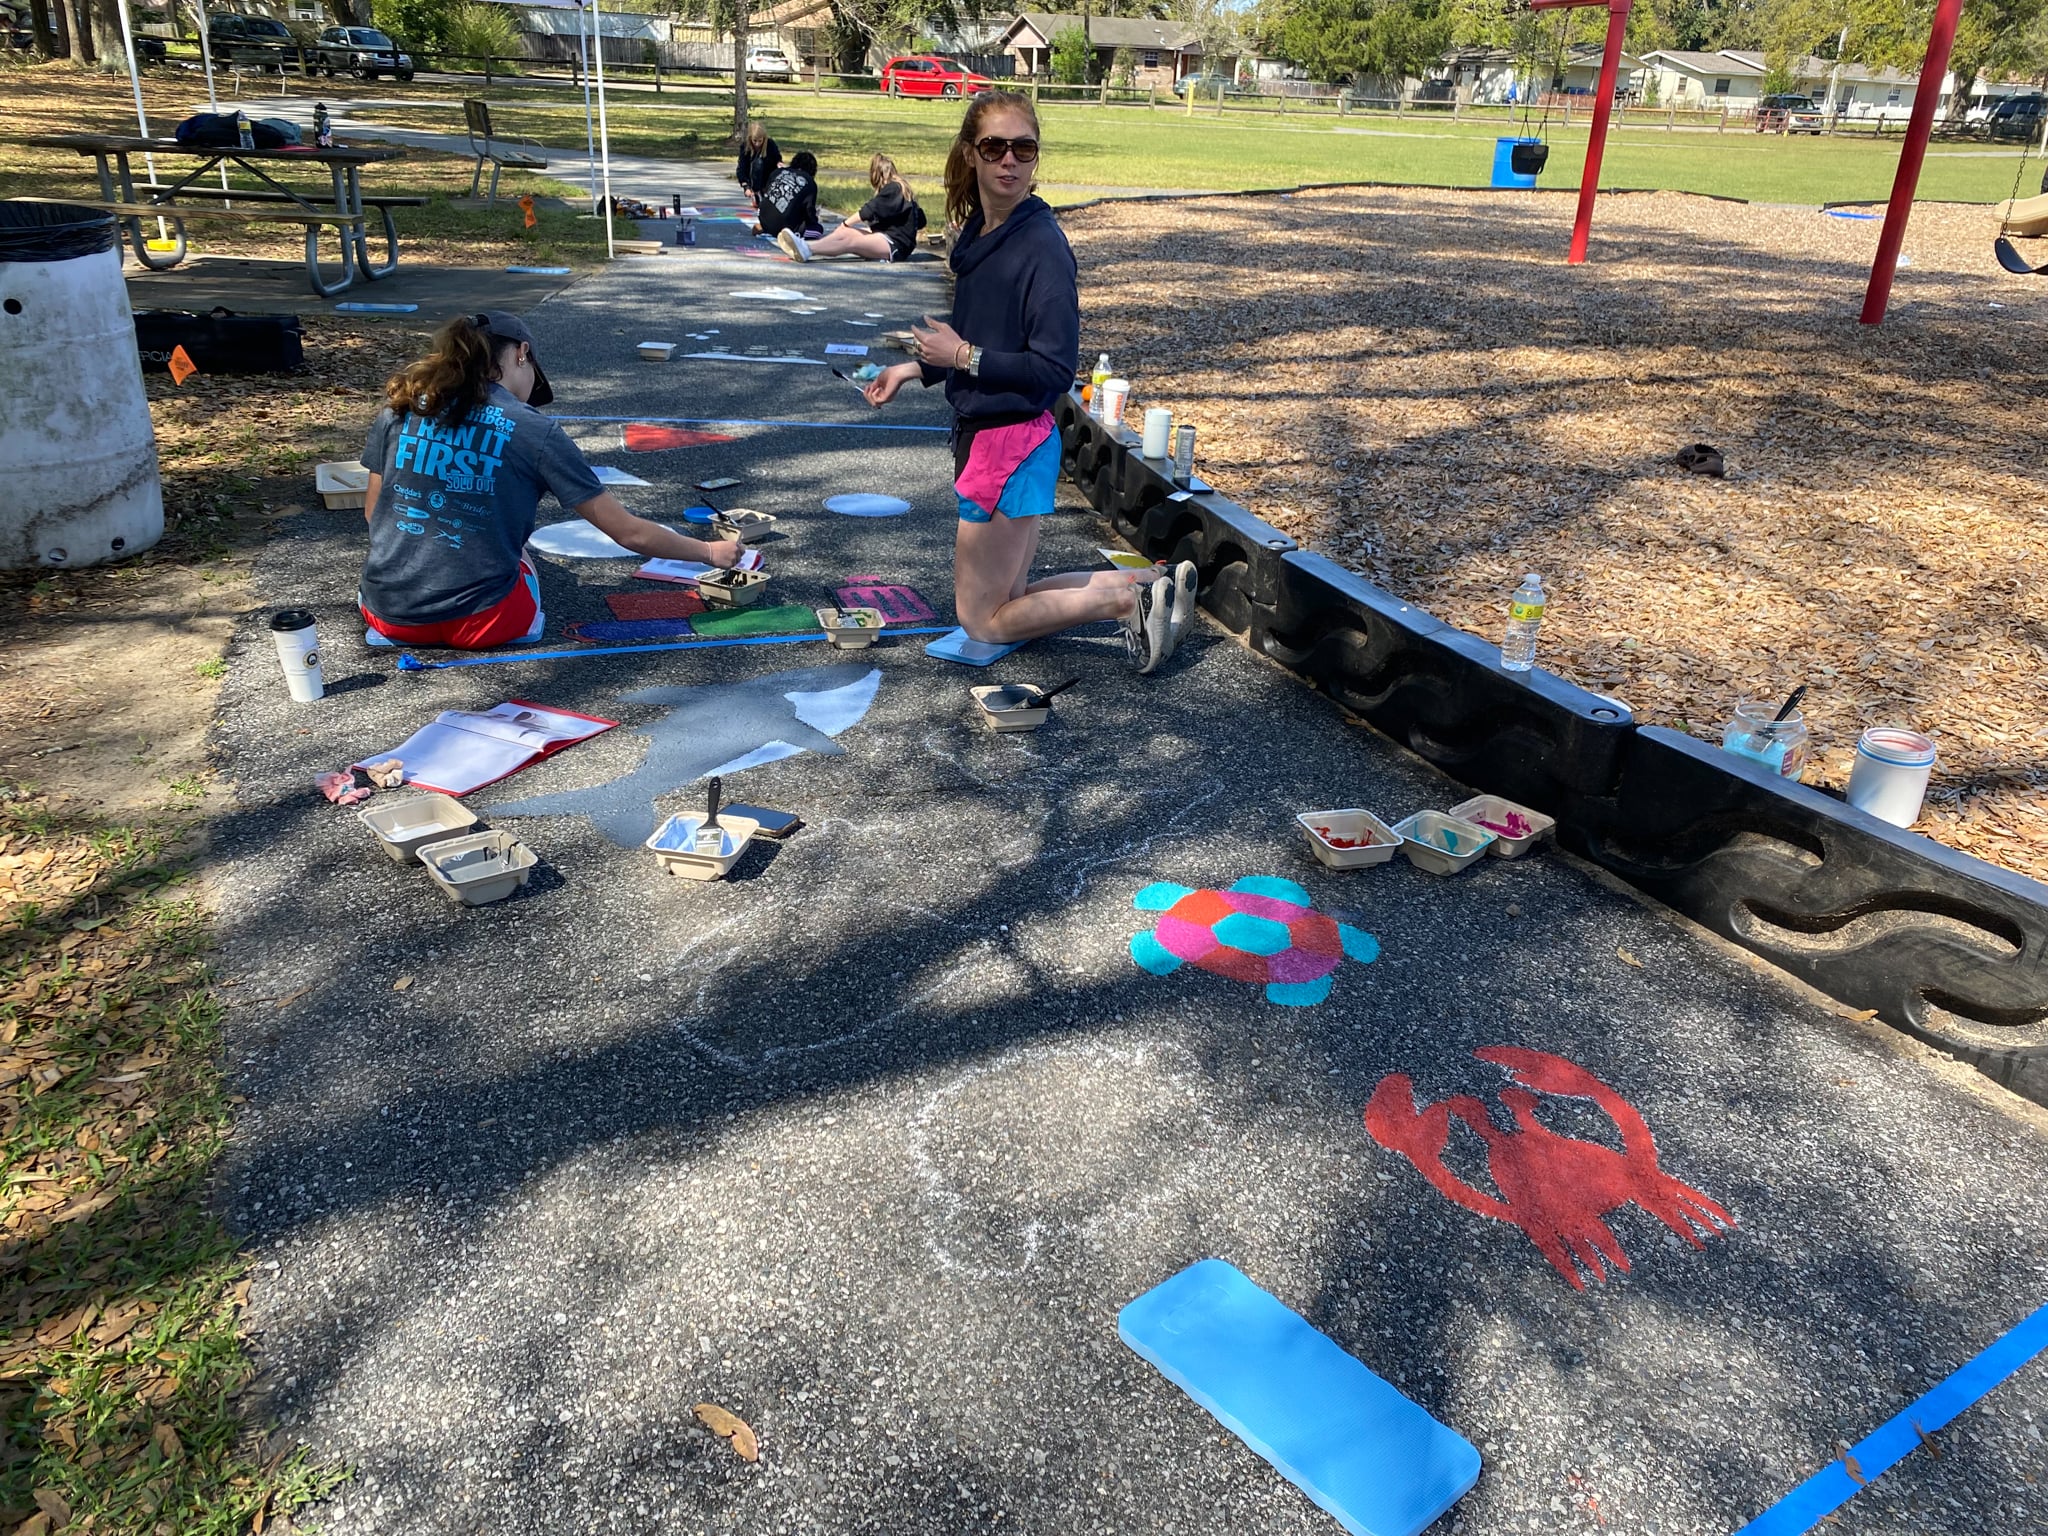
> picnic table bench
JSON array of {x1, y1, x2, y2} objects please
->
[
  {"x1": 4, "y1": 133, "x2": 409, "y2": 297},
  {"x1": 463, "y1": 99, "x2": 548, "y2": 207}
]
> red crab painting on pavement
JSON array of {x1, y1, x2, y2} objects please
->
[{"x1": 1365, "y1": 1047, "x2": 1736, "y2": 1290}]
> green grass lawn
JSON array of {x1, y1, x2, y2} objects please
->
[{"x1": 369, "y1": 86, "x2": 2036, "y2": 207}]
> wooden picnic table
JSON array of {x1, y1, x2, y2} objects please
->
[{"x1": 6, "y1": 133, "x2": 411, "y2": 297}]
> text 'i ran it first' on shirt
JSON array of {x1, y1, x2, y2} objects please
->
[{"x1": 358, "y1": 380, "x2": 602, "y2": 627}]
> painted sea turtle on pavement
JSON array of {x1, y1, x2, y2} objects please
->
[{"x1": 1129, "y1": 875, "x2": 1379, "y2": 1005}]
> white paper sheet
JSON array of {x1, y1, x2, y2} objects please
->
[{"x1": 635, "y1": 548, "x2": 765, "y2": 584}]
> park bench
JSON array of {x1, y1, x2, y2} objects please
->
[
  {"x1": 16, "y1": 196, "x2": 370, "y2": 296},
  {"x1": 463, "y1": 98, "x2": 549, "y2": 206}
]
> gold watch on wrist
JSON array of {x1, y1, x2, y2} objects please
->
[{"x1": 966, "y1": 344, "x2": 983, "y2": 377}]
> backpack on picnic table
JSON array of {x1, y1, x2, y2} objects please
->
[{"x1": 173, "y1": 112, "x2": 300, "y2": 150}]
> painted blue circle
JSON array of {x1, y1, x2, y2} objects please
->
[{"x1": 825, "y1": 493, "x2": 912, "y2": 518}]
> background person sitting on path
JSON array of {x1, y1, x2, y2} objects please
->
[
  {"x1": 357, "y1": 312, "x2": 741, "y2": 650},
  {"x1": 734, "y1": 120, "x2": 780, "y2": 205},
  {"x1": 860, "y1": 93, "x2": 1194, "y2": 673},
  {"x1": 779, "y1": 152, "x2": 927, "y2": 263},
  {"x1": 757, "y1": 150, "x2": 825, "y2": 242}
]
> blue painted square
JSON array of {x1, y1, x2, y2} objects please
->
[{"x1": 1119, "y1": 1259, "x2": 1479, "y2": 1536}]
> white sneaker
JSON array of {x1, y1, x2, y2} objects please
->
[
  {"x1": 1124, "y1": 577, "x2": 1172, "y2": 675},
  {"x1": 776, "y1": 228, "x2": 812, "y2": 262},
  {"x1": 1119, "y1": 584, "x2": 1154, "y2": 673},
  {"x1": 1160, "y1": 560, "x2": 1198, "y2": 660}
]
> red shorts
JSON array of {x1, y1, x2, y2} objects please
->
[{"x1": 362, "y1": 561, "x2": 541, "y2": 649}]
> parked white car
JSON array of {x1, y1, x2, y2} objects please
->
[{"x1": 745, "y1": 46, "x2": 796, "y2": 81}]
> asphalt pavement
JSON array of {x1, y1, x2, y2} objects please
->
[{"x1": 207, "y1": 206, "x2": 2048, "y2": 1536}]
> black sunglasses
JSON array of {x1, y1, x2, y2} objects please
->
[{"x1": 973, "y1": 135, "x2": 1040, "y2": 164}]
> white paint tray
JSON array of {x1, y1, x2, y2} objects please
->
[
  {"x1": 1393, "y1": 811, "x2": 1495, "y2": 876},
  {"x1": 972, "y1": 684, "x2": 1052, "y2": 732},
  {"x1": 316, "y1": 460, "x2": 370, "y2": 510},
  {"x1": 418, "y1": 828, "x2": 538, "y2": 905},
  {"x1": 715, "y1": 508, "x2": 779, "y2": 540},
  {"x1": 1297, "y1": 809, "x2": 1401, "y2": 869},
  {"x1": 1447, "y1": 795, "x2": 1556, "y2": 858},
  {"x1": 637, "y1": 341, "x2": 677, "y2": 361},
  {"x1": 817, "y1": 606, "x2": 883, "y2": 648},
  {"x1": 646, "y1": 812, "x2": 761, "y2": 881},
  {"x1": 697, "y1": 568, "x2": 769, "y2": 607},
  {"x1": 358, "y1": 793, "x2": 478, "y2": 864}
]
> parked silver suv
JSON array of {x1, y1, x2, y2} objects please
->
[{"x1": 314, "y1": 25, "x2": 414, "y2": 82}]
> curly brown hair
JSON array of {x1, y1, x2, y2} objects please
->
[
  {"x1": 942, "y1": 90, "x2": 1038, "y2": 227},
  {"x1": 383, "y1": 314, "x2": 514, "y2": 428}
]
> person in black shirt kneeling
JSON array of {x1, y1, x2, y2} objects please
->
[{"x1": 757, "y1": 151, "x2": 825, "y2": 241}]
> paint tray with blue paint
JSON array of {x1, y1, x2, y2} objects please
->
[
  {"x1": 1119, "y1": 1259, "x2": 1479, "y2": 1536},
  {"x1": 1391, "y1": 811, "x2": 1494, "y2": 876},
  {"x1": 646, "y1": 811, "x2": 760, "y2": 881}
]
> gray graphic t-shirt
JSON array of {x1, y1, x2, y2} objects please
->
[{"x1": 359, "y1": 382, "x2": 602, "y2": 626}]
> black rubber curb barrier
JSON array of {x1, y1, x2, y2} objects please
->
[{"x1": 1054, "y1": 390, "x2": 2048, "y2": 1109}]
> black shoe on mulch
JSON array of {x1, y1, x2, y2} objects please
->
[{"x1": 1676, "y1": 442, "x2": 1726, "y2": 477}]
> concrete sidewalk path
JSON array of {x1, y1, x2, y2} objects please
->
[{"x1": 209, "y1": 206, "x2": 2048, "y2": 1536}]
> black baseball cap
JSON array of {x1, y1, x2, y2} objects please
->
[{"x1": 473, "y1": 309, "x2": 554, "y2": 406}]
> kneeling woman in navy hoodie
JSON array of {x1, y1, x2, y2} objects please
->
[{"x1": 862, "y1": 92, "x2": 1195, "y2": 673}]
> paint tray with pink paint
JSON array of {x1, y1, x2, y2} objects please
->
[
  {"x1": 1296, "y1": 810, "x2": 1401, "y2": 870},
  {"x1": 1446, "y1": 795, "x2": 1555, "y2": 858},
  {"x1": 1392, "y1": 812, "x2": 1494, "y2": 876}
]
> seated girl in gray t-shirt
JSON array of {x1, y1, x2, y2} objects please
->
[{"x1": 359, "y1": 310, "x2": 740, "y2": 649}]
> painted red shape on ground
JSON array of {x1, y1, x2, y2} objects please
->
[
  {"x1": 1364, "y1": 1047, "x2": 1735, "y2": 1290},
  {"x1": 606, "y1": 589, "x2": 706, "y2": 621},
  {"x1": 623, "y1": 424, "x2": 739, "y2": 453}
]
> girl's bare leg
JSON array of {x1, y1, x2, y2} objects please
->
[
  {"x1": 955, "y1": 514, "x2": 1146, "y2": 645},
  {"x1": 805, "y1": 226, "x2": 895, "y2": 260}
]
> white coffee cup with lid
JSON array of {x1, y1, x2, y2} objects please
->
[{"x1": 270, "y1": 609, "x2": 323, "y2": 703}]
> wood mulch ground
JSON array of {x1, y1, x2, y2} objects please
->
[{"x1": 1064, "y1": 186, "x2": 2048, "y2": 883}]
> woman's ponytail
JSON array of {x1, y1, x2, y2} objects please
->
[{"x1": 383, "y1": 314, "x2": 502, "y2": 427}]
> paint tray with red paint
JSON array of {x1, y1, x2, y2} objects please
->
[
  {"x1": 1120, "y1": 1259, "x2": 1480, "y2": 1536},
  {"x1": 835, "y1": 576, "x2": 935, "y2": 625}
]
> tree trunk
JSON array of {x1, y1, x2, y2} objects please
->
[
  {"x1": 88, "y1": 0, "x2": 124, "y2": 68},
  {"x1": 329, "y1": 0, "x2": 363, "y2": 26},
  {"x1": 27, "y1": 0, "x2": 60, "y2": 58},
  {"x1": 732, "y1": 1, "x2": 749, "y2": 134},
  {"x1": 65, "y1": 0, "x2": 94, "y2": 62}
]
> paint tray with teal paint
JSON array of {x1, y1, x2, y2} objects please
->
[{"x1": 1119, "y1": 1259, "x2": 1479, "y2": 1536}]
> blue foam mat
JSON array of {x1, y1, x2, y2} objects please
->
[
  {"x1": 1119, "y1": 1259, "x2": 1480, "y2": 1536},
  {"x1": 924, "y1": 628, "x2": 1024, "y2": 667}
]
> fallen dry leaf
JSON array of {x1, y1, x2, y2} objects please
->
[
  {"x1": 273, "y1": 987, "x2": 312, "y2": 1010},
  {"x1": 693, "y1": 1401, "x2": 760, "y2": 1462},
  {"x1": 153, "y1": 1422, "x2": 184, "y2": 1464},
  {"x1": 1846, "y1": 1007, "x2": 1880, "y2": 1022},
  {"x1": 392, "y1": 975, "x2": 413, "y2": 992},
  {"x1": 16, "y1": 1510, "x2": 51, "y2": 1536},
  {"x1": 1617, "y1": 947, "x2": 1643, "y2": 968}
]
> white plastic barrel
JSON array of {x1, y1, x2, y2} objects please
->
[{"x1": 0, "y1": 202, "x2": 164, "y2": 570}]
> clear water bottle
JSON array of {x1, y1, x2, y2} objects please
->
[
  {"x1": 1088, "y1": 352, "x2": 1111, "y2": 417},
  {"x1": 236, "y1": 110, "x2": 254, "y2": 149},
  {"x1": 1501, "y1": 572, "x2": 1546, "y2": 672}
]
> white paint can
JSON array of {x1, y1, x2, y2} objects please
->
[
  {"x1": 270, "y1": 609, "x2": 324, "y2": 703},
  {"x1": 1141, "y1": 407, "x2": 1172, "y2": 459},
  {"x1": 1845, "y1": 727, "x2": 1936, "y2": 828},
  {"x1": 0, "y1": 203, "x2": 163, "y2": 570}
]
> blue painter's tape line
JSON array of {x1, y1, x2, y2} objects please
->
[
  {"x1": 1732, "y1": 1300, "x2": 2048, "y2": 1536},
  {"x1": 505, "y1": 265, "x2": 573, "y2": 274},
  {"x1": 334, "y1": 301, "x2": 420, "y2": 313},
  {"x1": 553, "y1": 413, "x2": 950, "y2": 435},
  {"x1": 396, "y1": 626, "x2": 954, "y2": 671}
]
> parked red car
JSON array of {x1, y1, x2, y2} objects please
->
[{"x1": 880, "y1": 55, "x2": 993, "y2": 98}]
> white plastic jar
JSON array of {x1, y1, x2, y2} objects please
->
[{"x1": 1845, "y1": 727, "x2": 1937, "y2": 828}]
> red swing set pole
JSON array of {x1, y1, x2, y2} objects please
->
[
  {"x1": 1860, "y1": 0, "x2": 1967, "y2": 324},
  {"x1": 1531, "y1": 0, "x2": 1633, "y2": 264}
]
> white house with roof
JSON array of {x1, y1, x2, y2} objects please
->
[{"x1": 1439, "y1": 44, "x2": 1647, "y2": 104}]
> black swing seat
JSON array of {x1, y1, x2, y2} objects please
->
[
  {"x1": 1996, "y1": 235, "x2": 2047, "y2": 276},
  {"x1": 1510, "y1": 141, "x2": 1550, "y2": 176}
]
